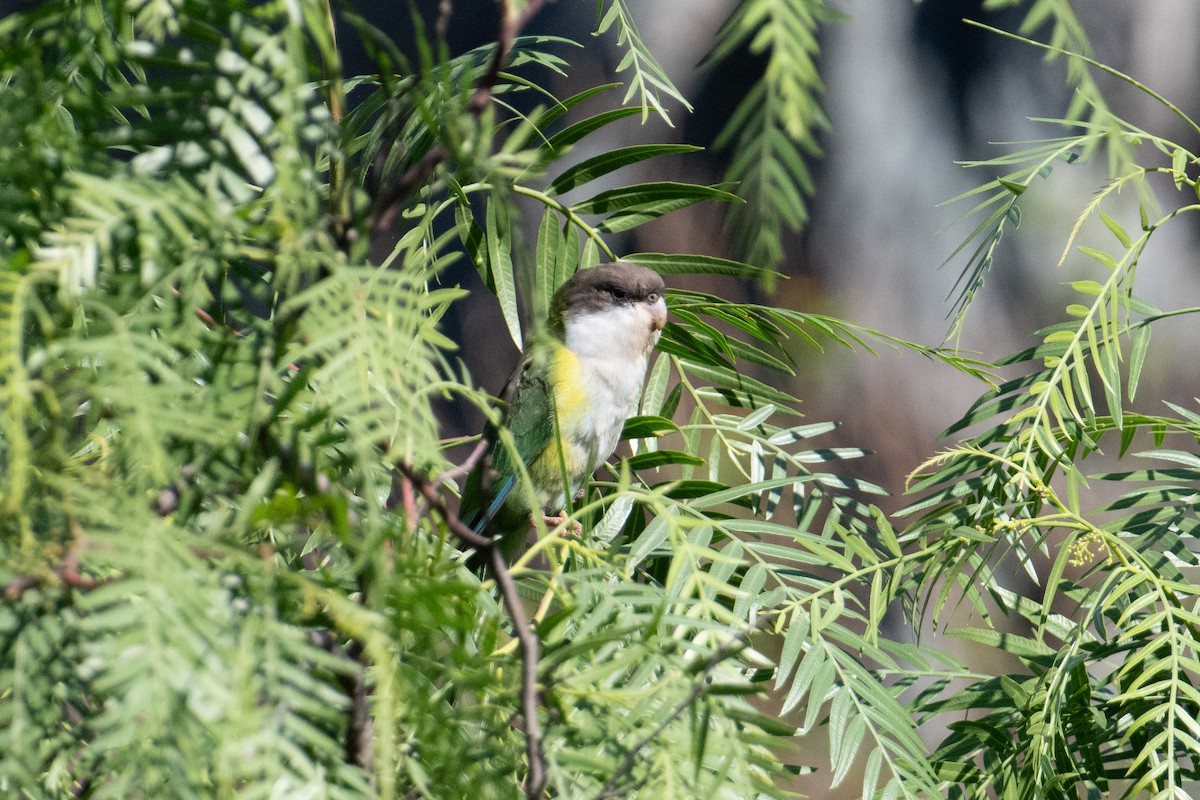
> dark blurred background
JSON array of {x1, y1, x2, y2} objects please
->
[{"x1": 365, "y1": 0, "x2": 1200, "y2": 492}]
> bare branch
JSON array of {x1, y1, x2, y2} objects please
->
[
  {"x1": 491, "y1": 545, "x2": 547, "y2": 798},
  {"x1": 310, "y1": 630, "x2": 374, "y2": 771},
  {"x1": 435, "y1": 0, "x2": 453, "y2": 40},
  {"x1": 396, "y1": 462, "x2": 493, "y2": 550},
  {"x1": 395, "y1": 460, "x2": 548, "y2": 798},
  {"x1": 398, "y1": 473, "x2": 419, "y2": 531},
  {"x1": 368, "y1": 143, "x2": 447, "y2": 241},
  {"x1": 433, "y1": 437, "x2": 490, "y2": 489}
]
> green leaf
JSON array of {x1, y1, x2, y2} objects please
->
[
  {"x1": 621, "y1": 414, "x2": 679, "y2": 440},
  {"x1": 570, "y1": 181, "x2": 739, "y2": 216},
  {"x1": 948, "y1": 628, "x2": 1055, "y2": 657},
  {"x1": 801, "y1": 657, "x2": 836, "y2": 734},
  {"x1": 1135, "y1": 449, "x2": 1200, "y2": 469},
  {"x1": 1098, "y1": 210, "x2": 1132, "y2": 248},
  {"x1": 776, "y1": 609, "x2": 810, "y2": 689},
  {"x1": 1077, "y1": 245, "x2": 1118, "y2": 271},
  {"x1": 678, "y1": 357, "x2": 801, "y2": 407},
  {"x1": 624, "y1": 450, "x2": 705, "y2": 470},
  {"x1": 997, "y1": 177, "x2": 1027, "y2": 195},
  {"x1": 661, "y1": 480, "x2": 752, "y2": 508},
  {"x1": 861, "y1": 748, "x2": 884, "y2": 800},
  {"x1": 593, "y1": 493, "x2": 635, "y2": 546},
  {"x1": 547, "y1": 144, "x2": 701, "y2": 194},
  {"x1": 626, "y1": 514, "x2": 670, "y2": 569},
  {"x1": 688, "y1": 476, "x2": 800, "y2": 510},
  {"x1": 486, "y1": 194, "x2": 522, "y2": 348},
  {"x1": 732, "y1": 562, "x2": 768, "y2": 619},
  {"x1": 540, "y1": 105, "x2": 641, "y2": 154},
  {"x1": 534, "y1": 208, "x2": 562, "y2": 322},
  {"x1": 533, "y1": 82, "x2": 624, "y2": 136},
  {"x1": 781, "y1": 641, "x2": 824, "y2": 716},
  {"x1": 1070, "y1": 279, "x2": 1104, "y2": 296},
  {"x1": 768, "y1": 421, "x2": 838, "y2": 446},
  {"x1": 1127, "y1": 324, "x2": 1150, "y2": 401},
  {"x1": 736, "y1": 404, "x2": 777, "y2": 431},
  {"x1": 1172, "y1": 147, "x2": 1187, "y2": 189},
  {"x1": 594, "y1": 0, "x2": 692, "y2": 124},
  {"x1": 624, "y1": 252, "x2": 784, "y2": 282},
  {"x1": 829, "y1": 693, "x2": 865, "y2": 788},
  {"x1": 640, "y1": 355, "x2": 671, "y2": 418}
]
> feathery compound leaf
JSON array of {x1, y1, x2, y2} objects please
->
[
  {"x1": 625, "y1": 252, "x2": 785, "y2": 282},
  {"x1": 12, "y1": 3, "x2": 1200, "y2": 800},
  {"x1": 0, "y1": 269, "x2": 41, "y2": 518},
  {"x1": 704, "y1": 0, "x2": 831, "y2": 274},
  {"x1": 594, "y1": 0, "x2": 692, "y2": 124}
]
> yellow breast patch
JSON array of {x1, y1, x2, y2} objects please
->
[
  {"x1": 549, "y1": 344, "x2": 588, "y2": 422},
  {"x1": 525, "y1": 345, "x2": 590, "y2": 505}
]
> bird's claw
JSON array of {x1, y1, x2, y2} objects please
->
[{"x1": 542, "y1": 513, "x2": 583, "y2": 536}]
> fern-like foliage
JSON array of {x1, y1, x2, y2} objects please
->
[
  {"x1": 0, "y1": 1, "x2": 896, "y2": 797},
  {"x1": 906, "y1": 24, "x2": 1200, "y2": 798},
  {"x1": 4, "y1": 1, "x2": 1198, "y2": 800},
  {"x1": 945, "y1": 4, "x2": 1164, "y2": 333},
  {"x1": 593, "y1": 0, "x2": 693, "y2": 125},
  {"x1": 702, "y1": 0, "x2": 831, "y2": 273}
]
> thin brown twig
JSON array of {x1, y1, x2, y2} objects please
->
[
  {"x1": 3, "y1": 549, "x2": 110, "y2": 599},
  {"x1": 490, "y1": 545, "x2": 547, "y2": 798},
  {"x1": 396, "y1": 460, "x2": 547, "y2": 798},
  {"x1": 468, "y1": 0, "x2": 519, "y2": 115},
  {"x1": 435, "y1": 0, "x2": 453, "y2": 40},
  {"x1": 368, "y1": 144, "x2": 447, "y2": 241},
  {"x1": 397, "y1": 462, "x2": 492, "y2": 549},
  {"x1": 433, "y1": 437, "x2": 490, "y2": 489},
  {"x1": 310, "y1": 630, "x2": 374, "y2": 771},
  {"x1": 399, "y1": 473, "x2": 418, "y2": 531}
]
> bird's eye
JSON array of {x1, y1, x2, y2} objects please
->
[{"x1": 647, "y1": 292, "x2": 660, "y2": 303}]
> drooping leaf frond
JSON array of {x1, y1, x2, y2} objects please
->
[
  {"x1": 593, "y1": 0, "x2": 693, "y2": 125},
  {"x1": 703, "y1": 0, "x2": 831, "y2": 273}
]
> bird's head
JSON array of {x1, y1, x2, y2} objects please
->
[{"x1": 549, "y1": 263, "x2": 667, "y2": 358}]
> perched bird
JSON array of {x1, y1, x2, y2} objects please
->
[{"x1": 459, "y1": 262, "x2": 667, "y2": 565}]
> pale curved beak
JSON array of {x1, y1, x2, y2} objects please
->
[{"x1": 649, "y1": 296, "x2": 668, "y2": 332}]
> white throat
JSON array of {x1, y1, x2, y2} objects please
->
[
  {"x1": 560, "y1": 302, "x2": 662, "y2": 473},
  {"x1": 563, "y1": 303, "x2": 660, "y2": 366}
]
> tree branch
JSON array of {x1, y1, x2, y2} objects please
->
[
  {"x1": 434, "y1": 437, "x2": 490, "y2": 489},
  {"x1": 491, "y1": 543, "x2": 547, "y2": 798},
  {"x1": 435, "y1": 0, "x2": 453, "y2": 41},
  {"x1": 396, "y1": 460, "x2": 547, "y2": 797},
  {"x1": 3, "y1": 548, "x2": 111, "y2": 600},
  {"x1": 397, "y1": 462, "x2": 492, "y2": 549}
]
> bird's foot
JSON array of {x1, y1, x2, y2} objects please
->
[{"x1": 542, "y1": 513, "x2": 583, "y2": 536}]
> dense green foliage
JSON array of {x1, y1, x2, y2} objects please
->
[{"x1": 1, "y1": 1, "x2": 1197, "y2": 799}]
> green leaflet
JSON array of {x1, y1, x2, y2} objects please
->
[
  {"x1": 547, "y1": 144, "x2": 701, "y2": 195},
  {"x1": 485, "y1": 193, "x2": 523, "y2": 349}
]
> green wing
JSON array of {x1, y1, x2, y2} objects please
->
[
  {"x1": 490, "y1": 350, "x2": 557, "y2": 498},
  {"x1": 459, "y1": 344, "x2": 558, "y2": 535}
]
